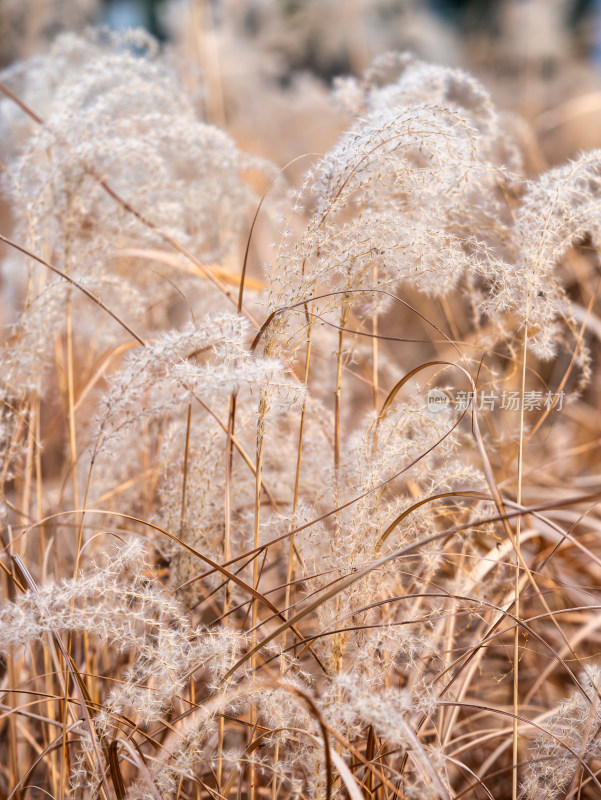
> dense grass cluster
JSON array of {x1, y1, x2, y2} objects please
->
[{"x1": 1, "y1": 23, "x2": 601, "y2": 800}]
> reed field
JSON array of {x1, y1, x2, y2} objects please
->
[{"x1": 1, "y1": 3, "x2": 601, "y2": 798}]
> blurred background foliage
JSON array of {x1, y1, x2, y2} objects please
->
[{"x1": 3, "y1": 0, "x2": 601, "y2": 164}]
